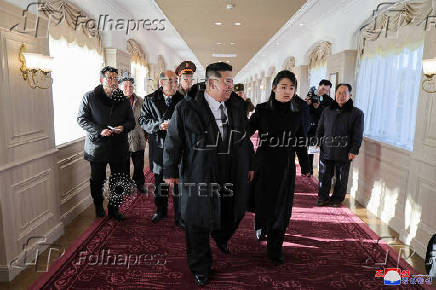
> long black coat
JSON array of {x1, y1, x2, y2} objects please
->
[
  {"x1": 248, "y1": 97, "x2": 309, "y2": 232},
  {"x1": 138, "y1": 88, "x2": 184, "y2": 174},
  {"x1": 77, "y1": 85, "x2": 135, "y2": 162},
  {"x1": 163, "y1": 89, "x2": 254, "y2": 230},
  {"x1": 316, "y1": 99, "x2": 364, "y2": 162}
]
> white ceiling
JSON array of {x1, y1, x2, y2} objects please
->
[{"x1": 235, "y1": 0, "x2": 390, "y2": 82}]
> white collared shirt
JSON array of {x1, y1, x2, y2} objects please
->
[{"x1": 204, "y1": 91, "x2": 227, "y2": 137}]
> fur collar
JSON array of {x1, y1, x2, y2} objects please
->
[{"x1": 331, "y1": 98, "x2": 354, "y2": 112}]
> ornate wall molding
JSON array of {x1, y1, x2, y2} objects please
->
[
  {"x1": 308, "y1": 41, "x2": 332, "y2": 69},
  {"x1": 126, "y1": 39, "x2": 147, "y2": 66},
  {"x1": 41, "y1": 0, "x2": 102, "y2": 52},
  {"x1": 309, "y1": 41, "x2": 332, "y2": 69},
  {"x1": 157, "y1": 55, "x2": 166, "y2": 73},
  {"x1": 282, "y1": 56, "x2": 295, "y2": 72}
]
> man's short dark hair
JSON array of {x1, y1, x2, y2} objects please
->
[
  {"x1": 100, "y1": 66, "x2": 118, "y2": 79},
  {"x1": 319, "y1": 79, "x2": 332, "y2": 87},
  {"x1": 205, "y1": 62, "x2": 232, "y2": 80},
  {"x1": 336, "y1": 83, "x2": 352, "y2": 93}
]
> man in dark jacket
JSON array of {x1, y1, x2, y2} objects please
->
[
  {"x1": 138, "y1": 71, "x2": 184, "y2": 226},
  {"x1": 292, "y1": 94, "x2": 311, "y2": 176},
  {"x1": 306, "y1": 94, "x2": 324, "y2": 175},
  {"x1": 77, "y1": 66, "x2": 135, "y2": 220},
  {"x1": 163, "y1": 62, "x2": 254, "y2": 286},
  {"x1": 316, "y1": 84, "x2": 364, "y2": 207}
]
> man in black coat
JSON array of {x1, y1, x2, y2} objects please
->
[
  {"x1": 77, "y1": 66, "x2": 135, "y2": 220},
  {"x1": 316, "y1": 84, "x2": 364, "y2": 207},
  {"x1": 292, "y1": 95, "x2": 311, "y2": 176},
  {"x1": 163, "y1": 62, "x2": 254, "y2": 286},
  {"x1": 138, "y1": 70, "x2": 184, "y2": 226},
  {"x1": 306, "y1": 94, "x2": 324, "y2": 175}
]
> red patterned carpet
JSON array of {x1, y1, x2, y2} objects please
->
[{"x1": 31, "y1": 168, "x2": 429, "y2": 289}]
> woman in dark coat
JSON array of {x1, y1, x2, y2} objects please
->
[{"x1": 248, "y1": 70, "x2": 310, "y2": 263}]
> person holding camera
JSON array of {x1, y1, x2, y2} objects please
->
[
  {"x1": 307, "y1": 79, "x2": 334, "y2": 108},
  {"x1": 306, "y1": 93, "x2": 324, "y2": 175}
]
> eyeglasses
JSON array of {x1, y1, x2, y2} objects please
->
[{"x1": 105, "y1": 76, "x2": 118, "y2": 81}]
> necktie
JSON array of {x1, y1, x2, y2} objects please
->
[
  {"x1": 165, "y1": 97, "x2": 172, "y2": 107},
  {"x1": 219, "y1": 104, "x2": 228, "y2": 140}
]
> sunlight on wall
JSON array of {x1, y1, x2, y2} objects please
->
[
  {"x1": 350, "y1": 168, "x2": 359, "y2": 199},
  {"x1": 404, "y1": 196, "x2": 422, "y2": 245}
]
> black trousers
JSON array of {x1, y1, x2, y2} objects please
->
[
  {"x1": 153, "y1": 173, "x2": 180, "y2": 221},
  {"x1": 184, "y1": 195, "x2": 239, "y2": 275},
  {"x1": 127, "y1": 150, "x2": 145, "y2": 187},
  {"x1": 308, "y1": 154, "x2": 315, "y2": 175},
  {"x1": 89, "y1": 159, "x2": 129, "y2": 209},
  {"x1": 318, "y1": 159, "x2": 351, "y2": 203},
  {"x1": 267, "y1": 229, "x2": 286, "y2": 258}
]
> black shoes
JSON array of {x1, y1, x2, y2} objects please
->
[
  {"x1": 95, "y1": 204, "x2": 106, "y2": 217},
  {"x1": 193, "y1": 273, "x2": 209, "y2": 286},
  {"x1": 137, "y1": 185, "x2": 146, "y2": 193},
  {"x1": 151, "y1": 212, "x2": 167, "y2": 223},
  {"x1": 316, "y1": 200, "x2": 330, "y2": 206},
  {"x1": 256, "y1": 229, "x2": 267, "y2": 241},
  {"x1": 329, "y1": 201, "x2": 342, "y2": 207},
  {"x1": 215, "y1": 241, "x2": 230, "y2": 254},
  {"x1": 108, "y1": 206, "x2": 126, "y2": 221},
  {"x1": 175, "y1": 219, "x2": 185, "y2": 229},
  {"x1": 268, "y1": 251, "x2": 285, "y2": 264}
]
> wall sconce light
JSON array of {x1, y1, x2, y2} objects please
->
[
  {"x1": 422, "y1": 58, "x2": 436, "y2": 93},
  {"x1": 19, "y1": 44, "x2": 53, "y2": 89}
]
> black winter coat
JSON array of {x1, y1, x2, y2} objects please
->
[
  {"x1": 163, "y1": 89, "x2": 254, "y2": 229},
  {"x1": 77, "y1": 85, "x2": 135, "y2": 162},
  {"x1": 316, "y1": 99, "x2": 364, "y2": 162},
  {"x1": 138, "y1": 88, "x2": 184, "y2": 174},
  {"x1": 248, "y1": 97, "x2": 310, "y2": 232}
]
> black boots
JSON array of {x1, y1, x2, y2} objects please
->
[{"x1": 108, "y1": 205, "x2": 125, "y2": 221}]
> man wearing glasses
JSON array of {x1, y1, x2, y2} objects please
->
[
  {"x1": 139, "y1": 71, "x2": 184, "y2": 226},
  {"x1": 163, "y1": 62, "x2": 254, "y2": 286},
  {"x1": 77, "y1": 66, "x2": 135, "y2": 221}
]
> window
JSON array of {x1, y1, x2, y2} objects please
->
[
  {"x1": 355, "y1": 44, "x2": 424, "y2": 151},
  {"x1": 131, "y1": 61, "x2": 149, "y2": 96},
  {"x1": 49, "y1": 36, "x2": 104, "y2": 146},
  {"x1": 309, "y1": 65, "x2": 327, "y2": 88}
]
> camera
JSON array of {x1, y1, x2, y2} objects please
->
[
  {"x1": 307, "y1": 87, "x2": 319, "y2": 104},
  {"x1": 311, "y1": 95, "x2": 320, "y2": 104}
]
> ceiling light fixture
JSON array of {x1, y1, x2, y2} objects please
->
[
  {"x1": 212, "y1": 53, "x2": 237, "y2": 58},
  {"x1": 215, "y1": 22, "x2": 223, "y2": 26},
  {"x1": 230, "y1": 42, "x2": 236, "y2": 46},
  {"x1": 216, "y1": 42, "x2": 223, "y2": 45},
  {"x1": 234, "y1": 22, "x2": 241, "y2": 26}
]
